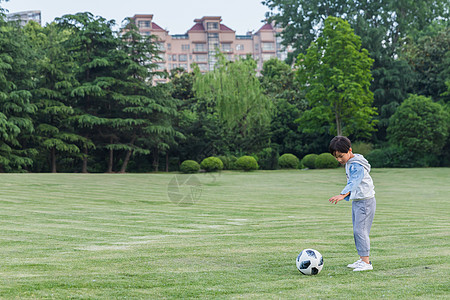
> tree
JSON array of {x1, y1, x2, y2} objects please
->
[
  {"x1": 263, "y1": 0, "x2": 450, "y2": 64},
  {"x1": 118, "y1": 19, "x2": 182, "y2": 172},
  {"x1": 193, "y1": 55, "x2": 273, "y2": 153},
  {"x1": 263, "y1": 0, "x2": 449, "y2": 142},
  {"x1": 0, "y1": 13, "x2": 37, "y2": 172},
  {"x1": 260, "y1": 58, "x2": 309, "y2": 156},
  {"x1": 402, "y1": 24, "x2": 450, "y2": 103},
  {"x1": 56, "y1": 12, "x2": 119, "y2": 172},
  {"x1": 387, "y1": 94, "x2": 449, "y2": 155},
  {"x1": 296, "y1": 17, "x2": 376, "y2": 138},
  {"x1": 24, "y1": 21, "x2": 91, "y2": 173}
]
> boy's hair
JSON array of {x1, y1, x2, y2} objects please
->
[{"x1": 329, "y1": 136, "x2": 352, "y2": 155}]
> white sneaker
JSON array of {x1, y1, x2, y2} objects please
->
[
  {"x1": 347, "y1": 259, "x2": 363, "y2": 268},
  {"x1": 353, "y1": 261, "x2": 373, "y2": 271}
]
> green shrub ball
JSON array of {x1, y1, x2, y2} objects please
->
[
  {"x1": 235, "y1": 156, "x2": 259, "y2": 171},
  {"x1": 315, "y1": 153, "x2": 339, "y2": 169},
  {"x1": 180, "y1": 160, "x2": 200, "y2": 173},
  {"x1": 278, "y1": 153, "x2": 300, "y2": 169},
  {"x1": 302, "y1": 154, "x2": 319, "y2": 169},
  {"x1": 200, "y1": 157, "x2": 224, "y2": 172}
]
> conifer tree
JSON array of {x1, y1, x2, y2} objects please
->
[
  {"x1": 0, "y1": 13, "x2": 37, "y2": 172},
  {"x1": 24, "y1": 22, "x2": 93, "y2": 172}
]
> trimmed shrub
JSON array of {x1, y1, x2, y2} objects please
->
[
  {"x1": 180, "y1": 160, "x2": 200, "y2": 173},
  {"x1": 218, "y1": 155, "x2": 237, "y2": 170},
  {"x1": 315, "y1": 153, "x2": 339, "y2": 169},
  {"x1": 278, "y1": 153, "x2": 300, "y2": 169},
  {"x1": 302, "y1": 154, "x2": 318, "y2": 169},
  {"x1": 200, "y1": 157, "x2": 224, "y2": 172},
  {"x1": 235, "y1": 156, "x2": 259, "y2": 171}
]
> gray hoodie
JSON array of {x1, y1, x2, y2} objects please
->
[{"x1": 343, "y1": 154, "x2": 375, "y2": 200}]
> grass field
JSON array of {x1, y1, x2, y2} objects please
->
[{"x1": 0, "y1": 168, "x2": 449, "y2": 299}]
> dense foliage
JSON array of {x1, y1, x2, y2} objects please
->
[
  {"x1": 315, "y1": 153, "x2": 339, "y2": 169},
  {"x1": 0, "y1": 2, "x2": 448, "y2": 172},
  {"x1": 180, "y1": 160, "x2": 200, "y2": 174},
  {"x1": 235, "y1": 156, "x2": 259, "y2": 171},
  {"x1": 200, "y1": 157, "x2": 224, "y2": 172},
  {"x1": 278, "y1": 153, "x2": 300, "y2": 169},
  {"x1": 301, "y1": 154, "x2": 319, "y2": 169}
]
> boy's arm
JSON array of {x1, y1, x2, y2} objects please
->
[
  {"x1": 329, "y1": 163, "x2": 364, "y2": 204},
  {"x1": 329, "y1": 192, "x2": 350, "y2": 204}
]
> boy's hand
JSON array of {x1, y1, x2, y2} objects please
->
[{"x1": 329, "y1": 194, "x2": 348, "y2": 204}]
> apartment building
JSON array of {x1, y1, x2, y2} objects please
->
[
  {"x1": 6, "y1": 10, "x2": 41, "y2": 26},
  {"x1": 130, "y1": 14, "x2": 291, "y2": 84}
]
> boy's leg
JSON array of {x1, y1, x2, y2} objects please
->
[{"x1": 352, "y1": 198, "x2": 376, "y2": 259}]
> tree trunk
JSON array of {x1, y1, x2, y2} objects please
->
[
  {"x1": 82, "y1": 147, "x2": 88, "y2": 173},
  {"x1": 51, "y1": 147, "x2": 57, "y2": 173},
  {"x1": 335, "y1": 112, "x2": 342, "y2": 136},
  {"x1": 165, "y1": 152, "x2": 169, "y2": 172},
  {"x1": 120, "y1": 149, "x2": 133, "y2": 173},
  {"x1": 119, "y1": 136, "x2": 137, "y2": 173},
  {"x1": 107, "y1": 137, "x2": 114, "y2": 173},
  {"x1": 153, "y1": 150, "x2": 159, "y2": 172}
]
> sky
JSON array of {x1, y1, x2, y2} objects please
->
[{"x1": 2, "y1": 0, "x2": 272, "y2": 34}]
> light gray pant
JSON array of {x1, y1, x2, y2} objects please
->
[{"x1": 352, "y1": 197, "x2": 376, "y2": 257}]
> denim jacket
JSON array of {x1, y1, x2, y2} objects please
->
[{"x1": 341, "y1": 154, "x2": 375, "y2": 201}]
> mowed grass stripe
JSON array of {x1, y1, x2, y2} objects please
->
[{"x1": 0, "y1": 169, "x2": 449, "y2": 299}]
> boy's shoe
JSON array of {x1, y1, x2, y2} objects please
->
[
  {"x1": 353, "y1": 261, "x2": 373, "y2": 271},
  {"x1": 347, "y1": 259, "x2": 363, "y2": 268}
]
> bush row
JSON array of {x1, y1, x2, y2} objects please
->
[{"x1": 180, "y1": 152, "x2": 339, "y2": 173}]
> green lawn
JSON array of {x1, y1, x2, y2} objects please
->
[{"x1": 0, "y1": 169, "x2": 449, "y2": 299}]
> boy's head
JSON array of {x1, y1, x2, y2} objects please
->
[{"x1": 329, "y1": 136, "x2": 353, "y2": 165}]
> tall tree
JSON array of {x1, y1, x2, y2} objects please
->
[
  {"x1": 24, "y1": 21, "x2": 92, "y2": 173},
  {"x1": 296, "y1": 16, "x2": 376, "y2": 138},
  {"x1": 263, "y1": 0, "x2": 449, "y2": 141},
  {"x1": 56, "y1": 12, "x2": 124, "y2": 173},
  {"x1": 118, "y1": 19, "x2": 182, "y2": 172},
  {"x1": 402, "y1": 24, "x2": 450, "y2": 103},
  {"x1": 193, "y1": 55, "x2": 273, "y2": 153},
  {"x1": 260, "y1": 58, "x2": 309, "y2": 156},
  {"x1": 0, "y1": 12, "x2": 37, "y2": 172}
]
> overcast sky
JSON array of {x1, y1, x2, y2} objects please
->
[{"x1": 2, "y1": 0, "x2": 272, "y2": 34}]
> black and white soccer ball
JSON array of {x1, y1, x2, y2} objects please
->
[{"x1": 296, "y1": 249, "x2": 324, "y2": 275}]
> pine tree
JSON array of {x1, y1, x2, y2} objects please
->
[{"x1": 0, "y1": 14, "x2": 37, "y2": 172}]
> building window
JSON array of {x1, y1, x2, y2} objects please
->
[
  {"x1": 182, "y1": 44, "x2": 190, "y2": 51},
  {"x1": 236, "y1": 44, "x2": 244, "y2": 51},
  {"x1": 195, "y1": 55, "x2": 208, "y2": 62},
  {"x1": 194, "y1": 44, "x2": 206, "y2": 52},
  {"x1": 179, "y1": 63, "x2": 188, "y2": 70},
  {"x1": 255, "y1": 43, "x2": 259, "y2": 51},
  {"x1": 156, "y1": 43, "x2": 165, "y2": 52},
  {"x1": 207, "y1": 22, "x2": 219, "y2": 30},
  {"x1": 171, "y1": 54, "x2": 177, "y2": 61},
  {"x1": 262, "y1": 43, "x2": 275, "y2": 51},
  {"x1": 138, "y1": 21, "x2": 151, "y2": 28},
  {"x1": 179, "y1": 54, "x2": 187, "y2": 62},
  {"x1": 167, "y1": 43, "x2": 171, "y2": 51},
  {"x1": 221, "y1": 44, "x2": 232, "y2": 52},
  {"x1": 157, "y1": 63, "x2": 166, "y2": 70}
]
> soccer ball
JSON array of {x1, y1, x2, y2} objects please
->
[{"x1": 296, "y1": 249, "x2": 324, "y2": 275}]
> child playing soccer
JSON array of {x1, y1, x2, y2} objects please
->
[{"x1": 328, "y1": 136, "x2": 376, "y2": 271}]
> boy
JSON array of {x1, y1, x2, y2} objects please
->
[{"x1": 328, "y1": 136, "x2": 376, "y2": 271}]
